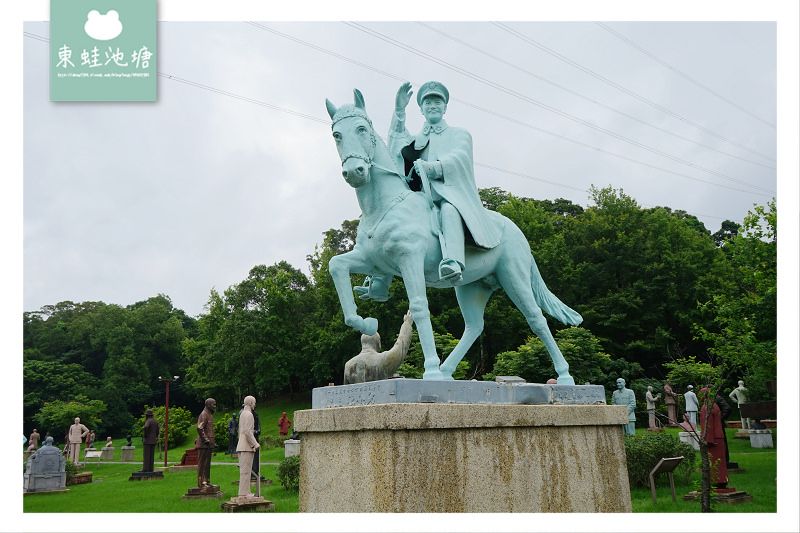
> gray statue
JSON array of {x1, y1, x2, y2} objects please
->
[
  {"x1": 611, "y1": 378, "x2": 636, "y2": 435},
  {"x1": 235, "y1": 396, "x2": 260, "y2": 499},
  {"x1": 67, "y1": 417, "x2": 89, "y2": 463},
  {"x1": 645, "y1": 386, "x2": 661, "y2": 429},
  {"x1": 141, "y1": 409, "x2": 159, "y2": 472},
  {"x1": 196, "y1": 398, "x2": 216, "y2": 488},
  {"x1": 325, "y1": 85, "x2": 582, "y2": 383},
  {"x1": 684, "y1": 385, "x2": 699, "y2": 425},
  {"x1": 344, "y1": 310, "x2": 414, "y2": 384},
  {"x1": 728, "y1": 380, "x2": 750, "y2": 429}
]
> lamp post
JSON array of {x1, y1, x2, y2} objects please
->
[{"x1": 158, "y1": 375, "x2": 179, "y2": 467}]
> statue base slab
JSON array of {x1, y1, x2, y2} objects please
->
[
  {"x1": 749, "y1": 429, "x2": 774, "y2": 448},
  {"x1": 295, "y1": 402, "x2": 631, "y2": 513},
  {"x1": 169, "y1": 465, "x2": 197, "y2": 472},
  {"x1": 683, "y1": 488, "x2": 753, "y2": 505},
  {"x1": 220, "y1": 497, "x2": 275, "y2": 512},
  {"x1": 129, "y1": 471, "x2": 164, "y2": 481},
  {"x1": 121, "y1": 446, "x2": 135, "y2": 461},
  {"x1": 182, "y1": 485, "x2": 224, "y2": 500},
  {"x1": 232, "y1": 477, "x2": 272, "y2": 486},
  {"x1": 312, "y1": 378, "x2": 606, "y2": 409}
]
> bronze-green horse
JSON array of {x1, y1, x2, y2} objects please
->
[{"x1": 326, "y1": 89, "x2": 582, "y2": 382}]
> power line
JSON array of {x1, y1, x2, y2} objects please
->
[
  {"x1": 493, "y1": 22, "x2": 776, "y2": 164},
  {"x1": 343, "y1": 22, "x2": 775, "y2": 195},
  {"x1": 416, "y1": 22, "x2": 775, "y2": 172},
  {"x1": 594, "y1": 22, "x2": 776, "y2": 129}
]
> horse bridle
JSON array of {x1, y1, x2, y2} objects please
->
[{"x1": 332, "y1": 110, "x2": 404, "y2": 179}]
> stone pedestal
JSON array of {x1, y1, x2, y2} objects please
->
[
  {"x1": 284, "y1": 439, "x2": 301, "y2": 458},
  {"x1": 296, "y1": 402, "x2": 631, "y2": 513},
  {"x1": 221, "y1": 495, "x2": 275, "y2": 512},
  {"x1": 121, "y1": 446, "x2": 135, "y2": 461},
  {"x1": 129, "y1": 471, "x2": 164, "y2": 481},
  {"x1": 182, "y1": 485, "x2": 224, "y2": 500},
  {"x1": 101, "y1": 447, "x2": 115, "y2": 460},
  {"x1": 678, "y1": 431, "x2": 700, "y2": 451},
  {"x1": 749, "y1": 429, "x2": 774, "y2": 448}
]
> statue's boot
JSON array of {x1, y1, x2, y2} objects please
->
[
  {"x1": 353, "y1": 275, "x2": 392, "y2": 301},
  {"x1": 438, "y1": 203, "x2": 465, "y2": 283}
]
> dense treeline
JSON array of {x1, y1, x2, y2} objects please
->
[{"x1": 23, "y1": 187, "x2": 777, "y2": 438}]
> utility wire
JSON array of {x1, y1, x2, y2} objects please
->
[
  {"x1": 594, "y1": 22, "x2": 776, "y2": 129},
  {"x1": 493, "y1": 22, "x2": 776, "y2": 164},
  {"x1": 416, "y1": 22, "x2": 775, "y2": 172},
  {"x1": 343, "y1": 22, "x2": 775, "y2": 194}
]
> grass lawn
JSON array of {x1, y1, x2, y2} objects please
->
[{"x1": 629, "y1": 427, "x2": 777, "y2": 513}]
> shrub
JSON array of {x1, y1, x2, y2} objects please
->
[
  {"x1": 130, "y1": 405, "x2": 194, "y2": 448},
  {"x1": 275, "y1": 455, "x2": 300, "y2": 491},
  {"x1": 261, "y1": 434, "x2": 285, "y2": 449},
  {"x1": 213, "y1": 413, "x2": 233, "y2": 453},
  {"x1": 64, "y1": 459, "x2": 80, "y2": 485},
  {"x1": 624, "y1": 433, "x2": 695, "y2": 488}
]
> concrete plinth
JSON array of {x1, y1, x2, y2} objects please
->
[
  {"x1": 100, "y1": 447, "x2": 114, "y2": 460},
  {"x1": 221, "y1": 497, "x2": 275, "y2": 512},
  {"x1": 749, "y1": 429, "x2": 774, "y2": 448},
  {"x1": 295, "y1": 402, "x2": 631, "y2": 513},
  {"x1": 129, "y1": 471, "x2": 164, "y2": 481},
  {"x1": 182, "y1": 485, "x2": 224, "y2": 500},
  {"x1": 678, "y1": 431, "x2": 700, "y2": 451},
  {"x1": 284, "y1": 439, "x2": 301, "y2": 458},
  {"x1": 121, "y1": 446, "x2": 135, "y2": 461}
]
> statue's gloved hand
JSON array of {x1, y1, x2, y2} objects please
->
[
  {"x1": 414, "y1": 159, "x2": 442, "y2": 180},
  {"x1": 395, "y1": 81, "x2": 413, "y2": 112}
]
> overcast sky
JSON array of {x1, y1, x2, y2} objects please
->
[
  {"x1": 18, "y1": 13, "x2": 789, "y2": 318},
  {"x1": 7, "y1": 2, "x2": 800, "y2": 531}
]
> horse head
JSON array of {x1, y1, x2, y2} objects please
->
[{"x1": 326, "y1": 89, "x2": 378, "y2": 188}]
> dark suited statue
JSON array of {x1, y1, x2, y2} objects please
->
[
  {"x1": 141, "y1": 409, "x2": 159, "y2": 473},
  {"x1": 226, "y1": 413, "x2": 238, "y2": 455},
  {"x1": 196, "y1": 398, "x2": 216, "y2": 488}
]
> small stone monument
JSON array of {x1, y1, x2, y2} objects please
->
[
  {"x1": 677, "y1": 414, "x2": 700, "y2": 450},
  {"x1": 284, "y1": 433, "x2": 301, "y2": 458},
  {"x1": 101, "y1": 436, "x2": 115, "y2": 460},
  {"x1": 24, "y1": 437, "x2": 68, "y2": 493},
  {"x1": 121, "y1": 434, "x2": 135, "y2": 461}
]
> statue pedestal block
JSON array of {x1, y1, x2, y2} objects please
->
[
  {"x1": 284, "y1": 439, "x2": 301, "y2": 458},
  {"x1": 678, "y1": 431, "x2": 700, "y2": 451},
  {"x1": 295, "y1": 402, "x2": 632, "y2": 513},
  {"x1": 100, "y1": 447, "x2": 114, "y2": 461},
  {"x1": 129, "y1": 471, "x2": 164, "y2": 481},
  {"x1": 220, "y1": 495, "x2": 275, "y2": 512},
  {"x1": 749, "y1": 429, "x2": 774, "y2": 448},
  {"x1": 121, "y1": 446, "x2": 135, "y2": 461},
  {"x1": 182, "y1": 485, "x2": 224, "y2": 500}
]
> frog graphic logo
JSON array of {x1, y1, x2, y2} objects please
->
[{"x1": 84, "y1": 10, "x2": 123, "y2": 41}]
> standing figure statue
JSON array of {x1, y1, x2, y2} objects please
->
[
  {"x1": 663, "y1": 382, "x2": 679, "y2": 425},
  {"x1": 728, "y1": 380, "x2": 750, "y2": 429},
  {"x1": 67, "y1": 417, "x2": 89, "y2": 463},
  {"x1": 325, "y1": 86, "x2": 582, "y2": 382},
  {"x1": 645, "y1": 386, "x2": 662, "y2": 429},
  {"x1": 196, "y1": 398, "x2": 216, "y2": 488},
  {"x1": 226, "y1": 413, "x2": 238, "y2": 455},
  {"x1": 141, "y1": 409, "x2": 159, "y2": 473},
  {"x1": 699, "y1": 388, "x2": 729, "y2": 487},
  {"x1": 27, "y1": 429, "x2": 40, "y2": 451},
  {"x1": 612, "y1": 378, "x2": 637, "y2": 435},
  {"x1": 344, "y1": 310, "x2": 414, "y2": 384},
  {"x1": 278, "y1": 412, "x2": 292, "y2": 437},
  {"x1": 236, "y1": 396, "x2": 261, "y2": 499},
  {"x1": 684, "y1": 385, "x2": 699, "y2": 425}
]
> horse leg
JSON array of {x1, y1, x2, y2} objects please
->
[
  {"x1": 439, "y1": 282, "x2": 493, "y2": 379},
  {"x1": 329, "y1": 249, "x2": 378, "y2": 335},
  {"x1": 497, "y1": 258, "x2": 575, "y2": 385},
  {"x1": 398, "y1": 258, "x2": 444, "y2": 380}
]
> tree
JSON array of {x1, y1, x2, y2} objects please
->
[
  {"x1": 33, "y1": 395, "x2": 107, "y2": 439},
  {"x1": 130, "y1": 404, "x2": 194, "y2": 448},
  {"x1": 23, "y1": 360, "x2": 100, "y2": 430}
]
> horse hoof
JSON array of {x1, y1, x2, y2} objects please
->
[
  {"x1": 362, "y1": 317, "x2": 378, "y2": 336},
  {"x1": 557, "y1": 376, "x2": 576, "y2": 385},
  {"x1": 422, "y1": 369, "x2": 445, "y2": 380}
]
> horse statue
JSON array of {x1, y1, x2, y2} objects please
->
[{"x1": 325, "y1": 89, "x2": 582, "y2": 383}]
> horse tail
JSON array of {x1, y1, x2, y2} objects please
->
[{"x1": 530, "y1": 255, "x2": 583, "y2": 326}]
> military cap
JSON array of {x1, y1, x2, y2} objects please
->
[{"x1": 416, "y1": 81, "x2": 449, "y2": 106}]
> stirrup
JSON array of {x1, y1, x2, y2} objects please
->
[
  {"x1": 438, "y1": 259, "x2": 463, "y2": 282},
  {"x1": 353, "y1": 276, "x2": 392, "y2": 302}
]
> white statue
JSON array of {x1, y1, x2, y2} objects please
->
[
  {"x1": 67, "y1": 417, "x2": 89, "y2": 463},
  {"x1": 235, "y1": 395, "x2": 261, "y2": 499},
  {"x1": 728, "y1": 380, "x2": 750, "y2": 429},
  {"x1": 684, "y1": 385, "x2": 699, "y2": 425}
]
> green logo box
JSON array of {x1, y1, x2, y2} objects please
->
[{"x1": 50, "y1": 0, "x2": 156, "y2": 101}]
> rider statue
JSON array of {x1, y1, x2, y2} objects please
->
[{"x1": 355, "y1": 81, "x2": 500, "y2": 301}]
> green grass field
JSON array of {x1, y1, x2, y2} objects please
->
[{"x1": 24, "y1": 394, "x2": 778, "y2": 514}]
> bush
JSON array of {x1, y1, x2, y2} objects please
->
[
  {"x1": 64, "y1": 459, "x2": 80, "y2": 485},
  {"x1": 213, "y1": 413, "x2": 233, "y2": 453},
  {"x1": 275, "y1": 455, "x2": 300, "y2": 491},
  {"x1": 624, "y1": 433, "x2": 695, "y2": 488},
  {"x1": 130, "y1": 405, "x2": 194, "y2": 448}
]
